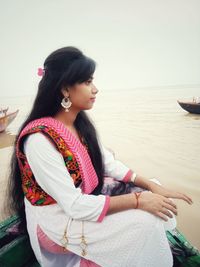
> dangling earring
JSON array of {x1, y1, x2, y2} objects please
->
[{"x1": 61, "y1": 97, "x2": 72, "y2": 112}]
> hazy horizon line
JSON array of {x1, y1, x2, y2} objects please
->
[{"x1": 1, "y1": 83, "x2": 200, "y2": 99}]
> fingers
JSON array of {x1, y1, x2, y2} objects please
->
[
  {"x1": 156, "y1": 207, "x2": 175, "y2": 221},
  {"x1": 163, "y1": 198, "x2": 177, "y2": 209},
  {"x1": 181, "y1": 193, "x2": 193, "y2": 204},
  {"x1": 157, "y1": 212, "x2": 168, "y2": 222},
  {"x1": 162, "y1": 203, "x2": 177, "y2": 216},
  {"x1": 176, "y1": 192, "x2": 193, "y2": 204},
  {"x1": 156, "y1": 197, "x2": 177, "y2": 221},
  {"x1": 156, "y1": 193, "x2": 193, "y2": 222}
]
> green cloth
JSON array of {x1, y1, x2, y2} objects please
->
[{"x1": 182, "y1": 255, "x2": 200, "y2": 267}]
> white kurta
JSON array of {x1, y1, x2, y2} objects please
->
[{"x1": 24, "y1": 133, "x2": 175, "y2": 267}]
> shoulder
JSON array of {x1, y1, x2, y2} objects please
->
[
  {"x1": 25, "y1": 132, "x2": 50, "y2": 146},
  {"x1": 24, "y1": 132, "x2": 58, "y2": 155}
]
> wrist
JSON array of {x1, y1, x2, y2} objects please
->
[
  {"x1": 134, "y1": 192, "x2": 142, "y2": 209},
  {"x1": 147, "y1": 181, "x2": 157, "y2": 192}
]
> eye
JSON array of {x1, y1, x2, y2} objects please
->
[{"x1": 85, "y1": 78, "x2": 93, "y2": 85}]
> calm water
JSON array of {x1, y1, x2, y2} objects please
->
[
  {"x1": 92, "y1": 86, "x2": 200, "y2": 188},
  {"x1": 0, "y1": 85, "x2": 200, "y2": 249}
]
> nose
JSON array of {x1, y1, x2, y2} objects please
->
[{"x1": 92, "y1": 83, "x2": 98, "y2": 94}]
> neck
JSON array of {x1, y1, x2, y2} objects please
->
[{"x1": 54, "y1": 108, "x2": 79, "y2": 128}]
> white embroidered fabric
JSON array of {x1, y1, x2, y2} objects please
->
[
  {"x1": 25, "y1": 200, "x2": 174, "y2": 267},
  {"x1": 24, "y1": 133, "x2": 175, "y2": 267}
]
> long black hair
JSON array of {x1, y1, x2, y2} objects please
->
[{"x1": 7, "y1": 47, "x2": 104, "y2": 231}]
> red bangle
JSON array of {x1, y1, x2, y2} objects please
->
[{"x1": 134, "y1": 192, "x2": 142, "y2": 209}]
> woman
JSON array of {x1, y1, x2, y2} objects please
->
[{"x1": 8, "y1": 47, "x2": 192, "y2": 267}]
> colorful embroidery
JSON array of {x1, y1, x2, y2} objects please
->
[{"x1": 17, "y1": 125, "x2": 83, "y2": 206}]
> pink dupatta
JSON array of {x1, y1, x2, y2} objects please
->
[{"x1": 18, "y1": 117, "x2": 99, "y2": 194}]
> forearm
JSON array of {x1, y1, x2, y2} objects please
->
[
  {"x1": 133, "y1": 174, "x2": 151, "y2": 190},
  {"x1": 106, "y1": 174, "x2": 152, "y2": 216},
  {"x1": 107, "y1": 193, "x2": 136, "y2": 215}
]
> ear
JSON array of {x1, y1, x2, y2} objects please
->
[{"x1": 61, "y1": 87, "x2": 69, "y2": 98}]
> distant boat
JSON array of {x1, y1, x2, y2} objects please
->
[
  {"x1": 177, "y1": 99, "x2": 200, "y2": 114},
  {"x1": 0, "y1": 109, "x2": 19, "y2": 132}
]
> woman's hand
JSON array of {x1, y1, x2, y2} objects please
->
[
  {"x1": 138, "y1": 191, "x2": 178, "y2": 221},
  {"x1": 148, "y1": 182, "x2": 193, "y2": 205},
  {"x1": 134, "y1": 175, "x2": 193, "y2": 205}
]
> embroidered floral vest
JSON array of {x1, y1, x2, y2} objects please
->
[{"x1": 16, "y1": 117, "x2": 99, "y2": 206}]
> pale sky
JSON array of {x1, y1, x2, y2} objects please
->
[{"x1": 0, "y1": 0, "x2": 200, "y2": 96}]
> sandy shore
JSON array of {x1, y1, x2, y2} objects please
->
[{"x1": 0, "y1": 132, "x2": 15, "y2": 149}]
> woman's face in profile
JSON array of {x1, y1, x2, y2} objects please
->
[{"x1": 67, "y1": 77, "x2": 98, "y2": 111}]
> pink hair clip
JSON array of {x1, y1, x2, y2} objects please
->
[{"x1": 37, "y1": 68, "x2": 45, "y2": 77}]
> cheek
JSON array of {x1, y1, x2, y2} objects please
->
[
  {"x1": 71, "y1": 94, "x2": 88, "y2": 107},
  {"x1": 76, "y1": 90, "x2": 90, "y2": 102},
  {"x1": 70, "y1": 87, "x2": 91, "y2": 106}
]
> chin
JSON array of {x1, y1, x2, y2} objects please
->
[
  {"x1": 78, "y1": 102, "x2": 94, "y2": 111},
  {"x1": 83, "y1": 104, "x2": 94, "y2": 110}
]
